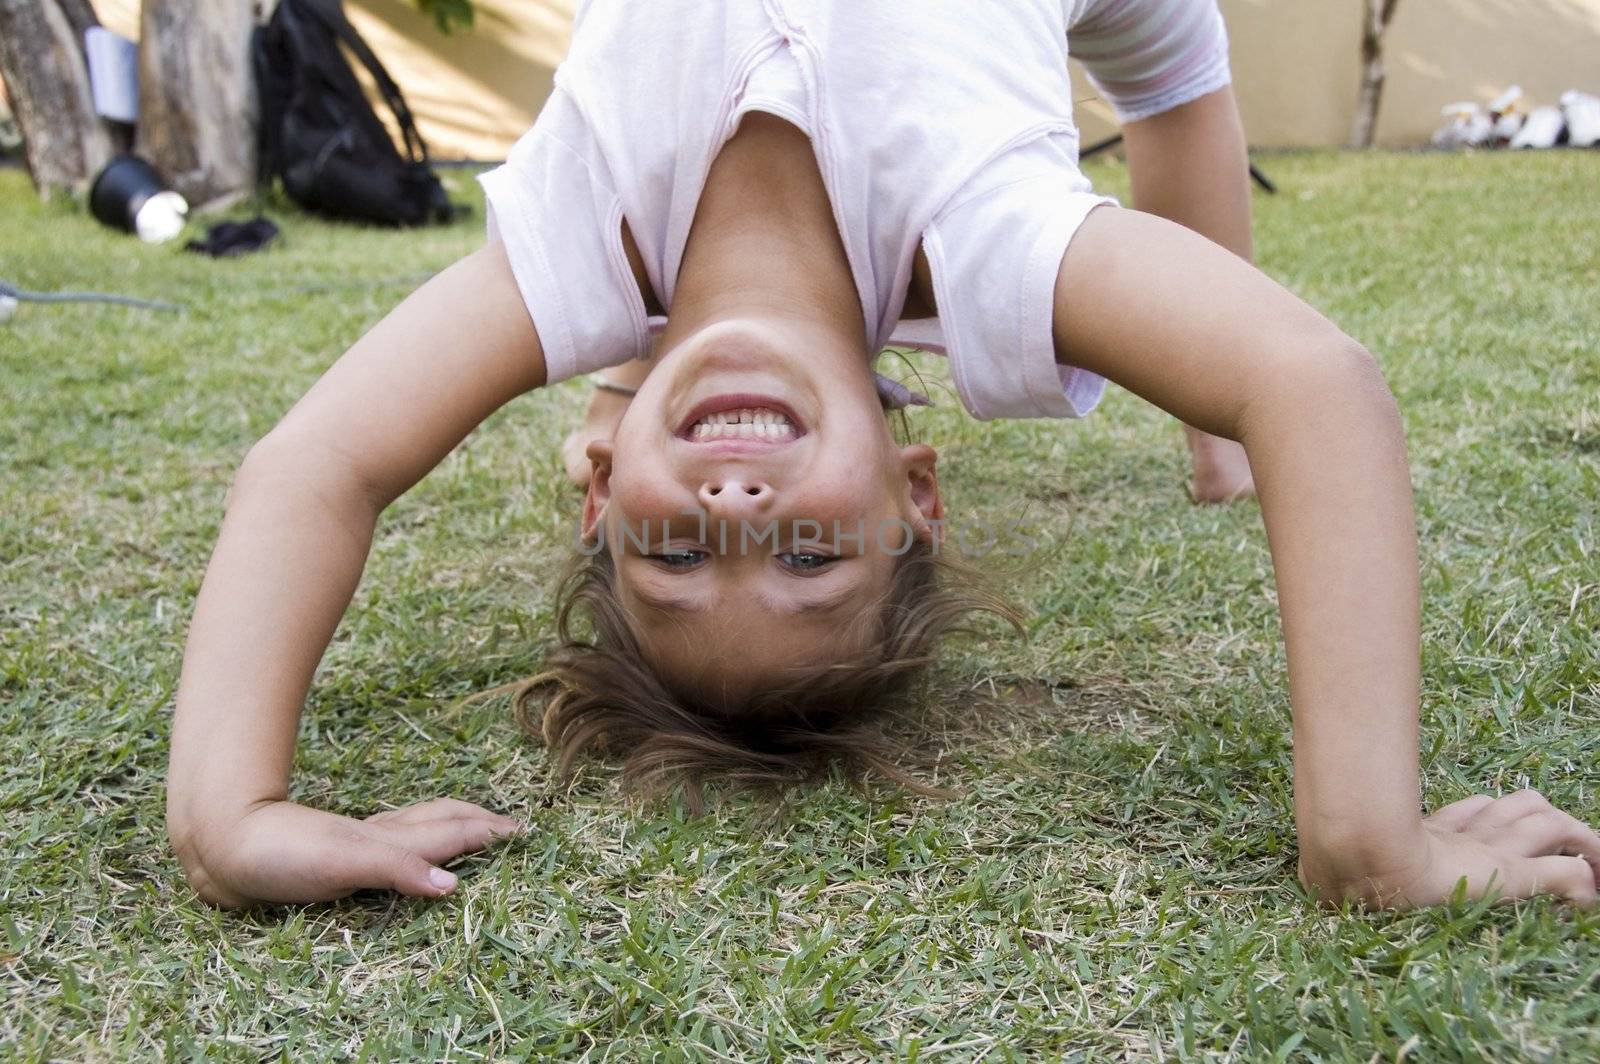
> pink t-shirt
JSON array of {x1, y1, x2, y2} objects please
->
[{"x1": 480, "y1": 0, "x2": 1231, "y2": 420}]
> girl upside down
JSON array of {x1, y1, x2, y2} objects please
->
[{"x1": 167, "y1": 0, "x2": 1600, "y2": 910}]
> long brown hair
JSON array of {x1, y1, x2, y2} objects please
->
[{"x1": 515, "y1": 539, "x2": 1022, "y2": 811}]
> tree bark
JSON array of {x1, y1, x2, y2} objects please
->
[
  {"x1": 135, "y1": 0, "x2": 258, "y2": 211},
  {"x1": 55, "y1": 0, "x2": 101, "y2": 41},
  {"x1": 0, "y1": 0, "x2": 114, "y2": 197},
  {"x1": 1350, "y1": 0, "x2": 1402, "y2": 149}
]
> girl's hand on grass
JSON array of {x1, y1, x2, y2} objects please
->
[
  {"x1": 1307, "y1": 790, "x2": 1600, "y2": 910},
  {"x1": 175, "y1": 797, "x2": 521, "y2": 908}
]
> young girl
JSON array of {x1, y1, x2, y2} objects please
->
[{"x1": 167, "y1": 0, "x2": 1600, "y2": 910}]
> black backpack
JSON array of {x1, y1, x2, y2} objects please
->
[{"x1": 253, "y1": 0, "x2": 456, "y2": 226}]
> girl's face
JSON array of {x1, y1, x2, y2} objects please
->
[{"x1": 582, "y1": 316, "x2": 943, "y2": 705}]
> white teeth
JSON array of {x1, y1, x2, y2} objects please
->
[{"x1": 688, "y1": 407, "x2": 797, "y2": 440}]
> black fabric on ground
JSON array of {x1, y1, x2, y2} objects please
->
[{"x1": 185, "y1": 218, "x2": 281, "y2": 257}]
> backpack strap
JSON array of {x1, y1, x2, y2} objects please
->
[
  {"x1": 250, "y1": 24, "x2": 280, "y2": 185},
  {"x1": 292, "y1": 0, "x2": 432, "y2": 164}
]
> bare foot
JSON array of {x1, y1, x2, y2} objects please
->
[
  {"x1": 563, "y1": 388, "x2": 633, "y2": 488},
  {"x1": 1185, "y1": 427, "x2": 1256, "y2": 504}
]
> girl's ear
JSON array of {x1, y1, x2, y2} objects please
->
[
  {"x1": 899, "y1": 442, "x2": 945, "y2": 545},
  {"x1": 580, "y1": 439, "x2": 615, "y2": 545}
]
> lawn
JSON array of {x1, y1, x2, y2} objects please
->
[{"x1": 2, "y1": 149, "x2": 1598, "y2": 1060}]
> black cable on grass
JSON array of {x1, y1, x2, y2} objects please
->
[{"x1": 0, "y1": 279, "x2": 187, "y2": 313}]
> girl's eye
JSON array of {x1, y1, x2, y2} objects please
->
[
  {"x1": 778, "y1": 552, "x2": 837, "y2": 572},
  {"x1": 652, "y1": 550, "x2": 708, "y2": 569}
]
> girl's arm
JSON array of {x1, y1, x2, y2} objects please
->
[
  {"x1": 1051, "y1": 205, "x2": 1600, "y2": 908},
  {"x1": 167, "y1": 241, "x2": 543, "y2": 907}
]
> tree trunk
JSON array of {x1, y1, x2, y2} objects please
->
[
  {"x1": 55, "y1": 0, "x2": 101, "y2": 41},
  {"x1": 0, "y1": 0, "x2": 114, "y2": 198},
  {"x1": 135, "y1": 0, "x2": 258, "y2": 211},
  {"x1": 1349, "y1": 0, "x2": 1402, "y2": 149}
]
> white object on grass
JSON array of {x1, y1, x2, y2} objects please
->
[
  {"x1": 1433, "y1": 103, "x2": 1493, "y2": 148},
  {"x1": 134, "y1": 191, "x2": 189, "y2": 244},
  {"x1": 1561, "y1": 91, "x2": 1600, "y2": 148},
  {"x1": 1463, "y1": 110, "x2": 1494, "y2": 147},
  {"x1": 1510, "y1": 106, "x2": 1565, "y2": 149},
  {"x1": 1491, "y1": 111, "x2": 1525, "y2": 144},
  {"x1": 1487, "y1": 85, "x2": 1525, "y2": 145},
  {"x1": 1488, "y1": 85, "x2": 1524, "y2": 115},
  {"x1": 84, "y1": 27, "x2": 139, "y2": 124},
  {"x1": 0, "y1": 293, "x2": 17, "y2": 323}
]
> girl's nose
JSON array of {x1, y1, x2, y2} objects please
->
[{"x1": 697, "y1": 478, "x2": 774, "y2": 516}]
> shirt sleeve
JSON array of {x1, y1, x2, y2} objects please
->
[
  {"x1": 1069, "y1": 0, "x2": 1233, "y2": 125},
  {"x1": 917, "y1": 131, "x2": 1116, "y2": 421},
  {"x1": 477, "y1": 86, "x2": 650, "y2": 386}
]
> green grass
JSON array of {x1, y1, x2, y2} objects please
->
[{"x1": 2, "y1": 150, "x2": 1598, "y2": 1060}]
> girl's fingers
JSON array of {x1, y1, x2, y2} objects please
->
[
  {"x1": 363, "y1": 816, "x2": 514, "y2": 866},
  {"x1": 365, "y1": 797, "x2": 520, "y2": 832},
  {"x1": 1502, "y1": 810, "x2": 1600, "y2": 874},
  {"x1": 331, "y1": 834, "x2": 460, "y2": 899},
  {"x1": 1470, "y1": 789, "x2": 1554, "y2": 828},
  {"x1": 1425, "y1": 795, "x2": 1495, "y2": 831},
  {"x1": 215, "y1": 802, "x2": 470, "y2": 905},
  {"x1": 1513, "y1": 855, "x2": 1598, "y2": 908}
]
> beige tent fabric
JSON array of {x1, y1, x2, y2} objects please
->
[
  {"x1": 93, "y1": 0, "x2": 1600, "y2": 155},
  {"x1": 341, "y1": 0, "x2": 571, "y2": 160}
]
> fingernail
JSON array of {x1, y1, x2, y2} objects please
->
[{"x1": 429, "y1": 867, "x2": 458, "y2": 893}]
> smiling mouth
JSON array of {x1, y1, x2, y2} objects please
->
[{"x1": 677, "y1": 394, "x2": 805, "y2": 444}]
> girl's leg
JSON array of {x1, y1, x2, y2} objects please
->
[
  {"x1": 562, "y1": 354, "x2": 656, "y2": 486},
  {"x1": 1120, "y1": 84, "x2": 1257, "y2": 503}
]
